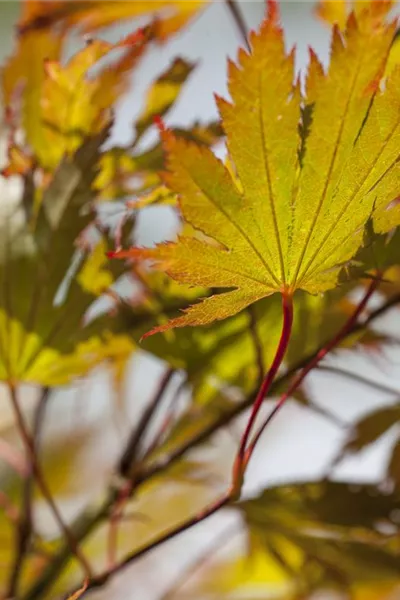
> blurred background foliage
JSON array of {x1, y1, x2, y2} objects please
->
[{"x1": 0, "y1": 1, "x2": 400, "y2": 600}]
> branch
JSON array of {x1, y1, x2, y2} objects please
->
[
  {"x1": 245, "y1": 278, "x2": 380, "y2": 465},
  {"x1": 22, "y1": 292, "x2": 400, "y2": 600},
  {"x1": 225, "y1": 0, "x2": 250, "y2": 51},
  {"x1": 118, "y1": 367, "x2": 175, "y2": 477},
  {"x1": 7, "y1": 387, "x2": 50, "y2": 597},
  {"x1": 317, "y1": 364, "x2": 400, "y2": 396},
  {"x1": 233, "y1": 293, "x2": 293, "y2": 490},
  {"x1": 109, "y1": 367, "x2": 175, "y2": 567},
  {"x1": 7, "y1": 384, "x2": 92, "y2": 592},
  {"x1": 78, "y1": 491, "x2": 232, "y2": 598}
]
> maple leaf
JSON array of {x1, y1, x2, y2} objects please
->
[
  {"x1": 112, "y1": 1, "x2": 400, "y2": 335},
  {"x1": 2, "y1": 30, "x2": 146, "y2": 174},
  {"x1": 134, "y1": 57, "x2": 196, "y2": 144},
  {"x1": 0, "y1": 128, "x2": 133, "y2": 386}
]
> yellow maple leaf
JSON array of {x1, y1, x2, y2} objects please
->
[
  {"x1": 2, "y1": 30, "x2": 146, "y2": 173},
  {"x1": 39, "y1": 32, "x2": 145, "y2": 170},
  {"x1": 112, "y1": 1, "x2": 400, "y2": 334}
]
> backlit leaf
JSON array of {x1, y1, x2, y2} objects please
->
[
  {"x1": 112, "y1": 3, "x2": 400, "y2": 334},
  {"x1": 38, "y1": 34, "x2": 146, "y2": 171},
  {"x1": 340, "y1": 404, "x2": 400, "y2": 455},
  {"x1": 134, "y1": 57, "x2": 196, "y2": 143},
  {"x1": 236, "y1": 480, "x2": 400, "y2": 595},
  {"x1": 0, "y1": 129, "x2": 132, "y2": 386}
]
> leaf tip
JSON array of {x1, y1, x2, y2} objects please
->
[
  {"x1": 266, "y1": 0, "x2": 280, "y2": 24},
  {"x1": 154, "y1": 114, "x2": 167, "y2": 133}
]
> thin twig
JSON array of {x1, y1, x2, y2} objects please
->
[
  {"x1": 245, "y1": 278, "x2": 380, "y2": 466},
  {"x1": 109, "y1": 367, "x2": 175, "y2": 568},
  {"x1": 22, "y1": 292, "x2": 400, "y2": 600},
  {"x1": 77, "y1": 491, "x2": 232, "y2": 598},
  {"x1": 233, "y1": 293, "x2": 293, "y2": 489},
  {"x1": 7, "y1": 387, "x2": 50, "y2": 597},
  {"x1": 7, "y1": 384, "x2": 92, "y2": 588},
  {"x1": 142, "y1": 376, "x2": 188, "y2": 461},
  {"x1": 225, "y1": 0, "x2": 251, "y2": 51},
  {"x1": 118, "y1": 367, "x2": 175, "y2": 478},
  {"x1": 317, "y1": 364, "x2": 400, "y2": 396}
]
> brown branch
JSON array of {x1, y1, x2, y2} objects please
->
[
  {"x1": 7, "y1": 387, "x2": 50, "y2": 597},
  {"x1": 225, "y1": 0, "x2": 251, "y2": 51},
  {"x1": 7, "y1": 384, "x2": 92, "y2": 592},
  {"x1": 118, "y1": 367, "x2": 175, "y2": 477},
  {"x1": 109, "y1": 367, "x2": 175, "y2": 568},
  {"x1": 317, "y1": 364, "x2": 400, "y2": 396},
  {"x1": 78, "y1": 491, "x2": 232, "y2": 598},
  {"x1": 22, "y1": 293, "x2": 400, "y2": 600}
]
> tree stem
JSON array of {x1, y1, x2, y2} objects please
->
[
  {"x1": 245, "y1": 278, "x2": 380, "y2": 464},
  {"x1": 233, "y1": 293, "x2": 293, "y2": 489}
]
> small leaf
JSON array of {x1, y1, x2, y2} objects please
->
[
  {"x1": 340, "y1": 404, "x2": 400, "y2": 455},
  {"x1": 38, "y1": 34, "x2": 146, "y2": 170},
  {"x1": 135, "y1": 57, "x2": 196, "y2": 142}
]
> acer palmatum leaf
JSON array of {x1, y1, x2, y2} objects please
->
[{"x1": 112, "y1": 0, "x2": 399, "y2": 336}]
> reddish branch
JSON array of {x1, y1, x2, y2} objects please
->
[
  {"x1": 245, "y1": 278, "x2": 380, "y2": 466},
  {"x1": 233, "y1": 293, "x2": 294, "y2": 490}
]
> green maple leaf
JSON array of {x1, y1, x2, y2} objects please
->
[{"x1": 112, "y1": 1, "x2": 400, "y2": 335}]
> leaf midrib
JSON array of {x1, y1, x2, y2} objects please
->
[{"x1": 258, "y1": 71, "x2": 286, "y2": 285}]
